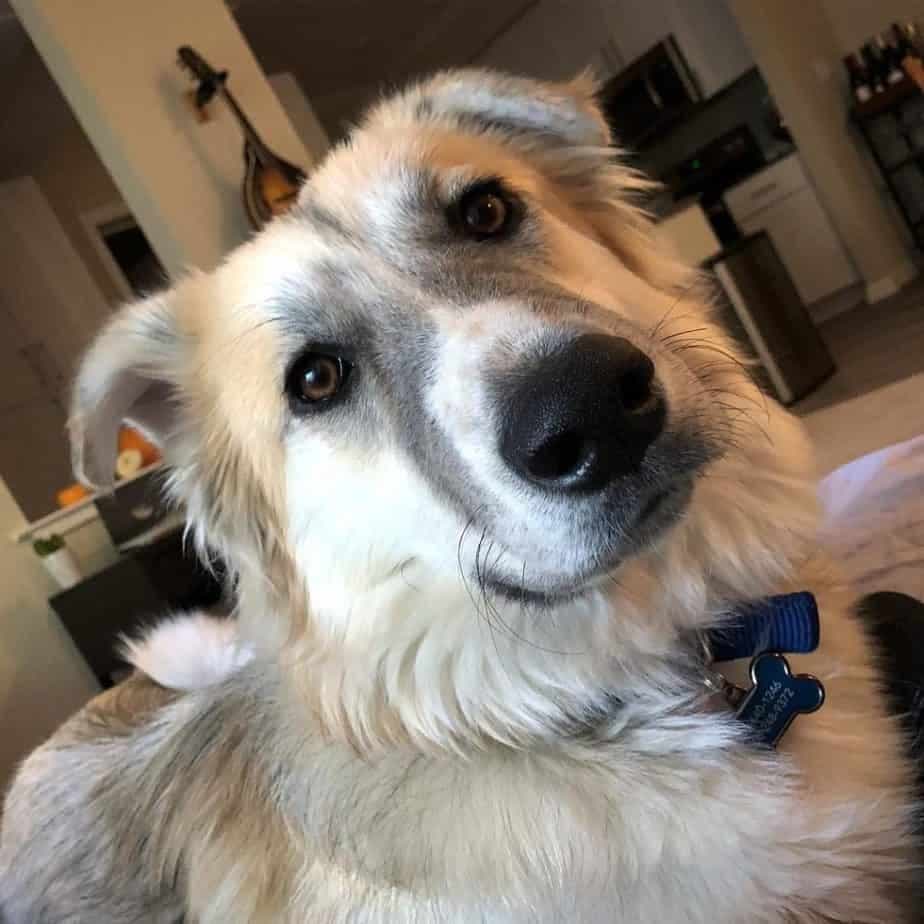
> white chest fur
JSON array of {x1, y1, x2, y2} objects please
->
[{"x1": 247, "y1": 590, "x2": 916, "y2": 924}]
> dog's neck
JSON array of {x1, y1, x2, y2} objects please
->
[
  {"x1": 235, "y1": 439, "x2": 821, "y2": 754},
  {"x1": 259, "y1": 569, "x2": 688, "y2": 752},
  {"x1": 244, "y1": 534, "x2": 803, "y2": 753}
]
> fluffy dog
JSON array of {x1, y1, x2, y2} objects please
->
[{"x1": 0, "y1": 70, "x2": 919, "y2": 922}]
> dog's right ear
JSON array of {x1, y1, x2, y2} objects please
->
[
  {"x1": 70, "y1": 289, "x2": 183, "y2": 489},
  {"x1": 369, "y1": 69, "x2": 612, "y2": 151}
]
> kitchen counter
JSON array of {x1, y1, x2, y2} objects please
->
[{"x1": 646, "y1": 135, "x2": 795, "y2": 221}]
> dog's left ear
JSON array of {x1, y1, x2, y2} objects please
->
[
  {"x1": 69, "y1": 289, "x2": 183, "y2": 489},
  {"x1": 373, "y1": 69, "x2": 611, "y2": 150},
  {"x1": 395, "y1": 71, "x2": 688, "y2": 292}
]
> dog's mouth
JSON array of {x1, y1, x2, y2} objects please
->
[{"x1": 482, "y1": 482, "x2": 691, "y2": 606}]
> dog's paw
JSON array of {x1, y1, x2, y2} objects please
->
[{"x1": 121, "y1": 612, "x2": 253, "y2": 690}]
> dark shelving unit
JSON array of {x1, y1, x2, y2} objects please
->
[{"x1": 852, "y1": 76, "x2": 924, "y2": 248}]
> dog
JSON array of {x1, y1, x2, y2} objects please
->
[{"x1": 1, "y1": 70, "x2": 920, "y2": 923}]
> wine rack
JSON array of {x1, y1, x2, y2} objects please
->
[{"x1": 852, "y1": 76, "x2": 924, "y2": 248}]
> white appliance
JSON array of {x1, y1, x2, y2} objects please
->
[{"x1": 723, "y1": 154, "x2": 859, "y2": 306}]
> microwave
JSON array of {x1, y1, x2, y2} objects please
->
[{"x1": 599, "y1": 36, "x2": 702, "y2": 149}]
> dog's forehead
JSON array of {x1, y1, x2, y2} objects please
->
[
  {"x1": 303, "y1": 125, "x2": 540, "y2": 233},
  {"x1": 201, "y1": 208, "x2": 431, "y2": 386},
  {"x1": 201, "y1": 111, "x2": 588, "y2": 362},
  {"x1": 207, "y1": 136, "x2": 547, "y2": 334}
]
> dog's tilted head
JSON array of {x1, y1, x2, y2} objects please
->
[{"x1": 71, "y1": 71, "x2": 818, "y2": 748}]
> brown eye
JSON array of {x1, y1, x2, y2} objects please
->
[
  {"x1": 457, "y1": 182, "x2": 516, "y2": 239},
  {"x1": 288, "y1": 352, "x2": 351, "y2": 406}
]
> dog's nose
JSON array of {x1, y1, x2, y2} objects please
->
[{"x1": 500, "y1": 333, "x2": 665, "y2": 493}]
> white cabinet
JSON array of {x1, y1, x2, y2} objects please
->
[
  {"x1": 654, "y1": 201, "x2": 723, "y2": 266},
  {"x1": 724, "y1": 154, "x2": 808, "y2": 216},
  {"x1": 599, "y1": 0, "x2": 752, "y2": 95},
  {"x1": 724, "y1": 154, "x2": 859, "y2": 305}
]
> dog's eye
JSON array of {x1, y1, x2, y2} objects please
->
[
  {"x1": 287, "y1": 352, "x2": 351, "y2": 406},
  {"x1": 456, "y1": 182, "x2": 516, "y2": 240}
]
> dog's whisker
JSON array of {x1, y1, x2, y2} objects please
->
[
  {"x1": 648, "y1": 282, "x2": 700, "y2": 340},
  {"x1": 474, "y1": 529, "x2": 511, "y2": 671},
  {"x1": 463, "y1": 531, "x2": 588, "y2": 658},
  {"x1": 659, "y1": 325, "x2": 712, "y2": 346},
  {"x1": 672, "y1": 339, "x2": 761, "y2": 384}
]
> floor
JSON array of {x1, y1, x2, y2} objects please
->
[
  {"x1": 791, "y1": 277, "x2": 924, "y2": 474},
  {"x1": 796, "y1": 284, "x2": 924, "y2": 601},
  {"x1": 794, "y1": 277, "x2": 924, "y2": 415},
  {"x1": 802, "y1": 372, "x2": 924, "y2": 473},
  {"x1": 818, "y1": 434, "x2": 924, "y2": 602}
]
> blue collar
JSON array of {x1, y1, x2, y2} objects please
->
[
  {"x1": 703, "y1": 591, "x2": 825, "y2": 748},
  {"x1": 706, "y1": 591, "x2": 820, "y2": 663},
  {"x1": 569, "y1": 593, "x2": 824, "y2": 748}
]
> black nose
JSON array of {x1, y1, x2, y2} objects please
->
[{"x1": 499, "y1": 334, "x2": 666, "y2": 493}]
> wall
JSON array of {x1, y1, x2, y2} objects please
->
[
  {"x1": 474, "y1": 0, "x2": 752, "y2": 96},
  {"x1": 819, "y1": 0, "x2": 924, "y2": 56},
  {"x1": 0, "y1": 40, "x2": 333, "y2": 312},
  {"x1": 0, "y1": 474, "x2": 99, "y2": 793},
  {"x1": 12, "y1": 0, "x2": 312, "y2": 276},
  {"x1": 475, "y1": 0, "x2": 615, "y2": 81},
  {"x1": 268, "y1": 73, "x2": 330, "y2": 166},
  {"x1": 0, "y1": 34, "x2": 125, "y2": 306},
  {"x1": 234, "y1": 0, "x2": 534, "y2": 141},
  {"x1": 0, "y1": 0, "x2": 312, "y2": 794},
  {"x1": 728, "y1": 0, "x2": 918, "y2": 302},
  {"x1": 0, "y1": 177, "x2": 113, "y2": 520},
  {"x1": 668, "y1": 0, "x2": 754, "y2": 96}
]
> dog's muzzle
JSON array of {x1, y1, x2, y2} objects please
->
[{"x1": 499, "y1": 333, "x2": 666, "y2": 494}]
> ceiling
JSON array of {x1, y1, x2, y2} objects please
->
[
  {"x1": 232, "y1": 0, "x2": 536, "y2": 133},
  {"x1": 0, "y1": 0, "x2": 536, "y2": 137}
]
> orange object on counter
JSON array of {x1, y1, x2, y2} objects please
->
[
  {"x1": 118, "y1": 425, "x2": 161, "y2": 467},
  {"x1": 56, "y1": 483, "x2": 90, "y2": 508}
]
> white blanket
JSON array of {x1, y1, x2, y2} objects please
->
[{"x1": 820, "y1": 436, "x2": 924, "y2": 601}]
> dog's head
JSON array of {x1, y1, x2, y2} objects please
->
[{"x1": 72, "y1": 71, "x2": 817, "y2": 745}]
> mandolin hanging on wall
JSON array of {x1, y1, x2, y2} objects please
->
[{"x1": 177, "y1": 45, "x2": 306, "y2": 230}]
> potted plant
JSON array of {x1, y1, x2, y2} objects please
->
[{"x1": 33, "y1": 534, "x2": 81, "y2": 590}]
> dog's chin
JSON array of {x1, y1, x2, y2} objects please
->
[{"x1": 483, "y1": 481, "x2": 693, "y2": 607}]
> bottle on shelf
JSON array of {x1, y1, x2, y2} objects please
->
[
  {"x1": 876, "y1": 32, "x2": 907, "y2": 85},
  {"x1": 892, "y1": 22, "x2": 914, "y2": 61},
  {"x1": 897, "y1": 21, "x2": 924, "y2": 89},
  {"x1": 903, "y1": 21, "x2": 924, "y2": 57},
  {"x1": 861, "y1": 41, "x2": 887, "y2": 93},
  {"x1": 844, "y1": 53, "x2": 874, "y2": 104}
]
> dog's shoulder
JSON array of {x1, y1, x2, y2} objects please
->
[
  {"x1": 0, "y1": 677, "x2": 175, "y2": 920},
  {"x1": 0, "y1": 668, "x2": 290, "y2": 923},
  {"x1": 71, "y1": 669, "x2": 182, "y2": 740}
]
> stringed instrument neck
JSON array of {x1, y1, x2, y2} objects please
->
[
  {"x1": 213, "y1": 82, "x2": 272, "y2": 162},
  {"x1": 177, "y1": 45, "x2": 307, "y2": 228}
]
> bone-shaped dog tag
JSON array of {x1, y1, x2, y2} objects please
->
[{"x1": 735, "y1": 652, "x2": 825, "y2": 748}]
